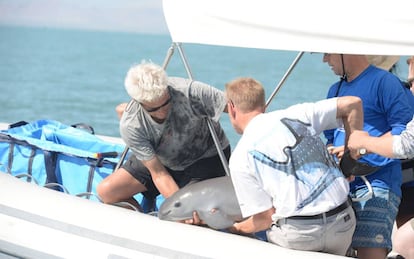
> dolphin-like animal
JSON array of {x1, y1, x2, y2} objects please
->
[{"x1": 158, "y1": 176, "x2": 243, "y2": 229}]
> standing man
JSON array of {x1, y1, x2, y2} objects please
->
[
  {"x1": 323, "y1": 54, "x2": 414, "y2": 259},
  {"x1": 97, "y1": 61, "x2": 230, "y2": 212},
  {"x1": 348, "y1": 56, "x2": 414, "y2": 259},
  {"x1": 226, "y1": 77, "x2": 363, "y2": 256}
]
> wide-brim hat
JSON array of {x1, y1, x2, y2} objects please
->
[{"x1": 366, "y1": 55, "x2": 400, "y2": 71}]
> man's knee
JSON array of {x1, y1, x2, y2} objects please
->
[{"x1": 96, "y1": 180, "x2": 112, "y2": 203}]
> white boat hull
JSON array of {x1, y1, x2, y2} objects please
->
[{"x1": 0, "y1": 173, "x2": 347, "y2": 259}]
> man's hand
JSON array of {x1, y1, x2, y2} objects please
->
[
  {"x1": 181, "y1": 211, "x2": 206, "y2": 226},
  {"x1": 327, "y1": 145, "x2": 345, "y2": 160},
  {"x1": 347, "y1": 175, "x2": 356, "y2": 182},
  {"x1": 348, "y1": 130, "x2": 369, "y2": 159}
]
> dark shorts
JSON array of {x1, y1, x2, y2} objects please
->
[
  {"x1": 122, "y1": 145, "x2": 231, "y2": 200},
  {"x1": 398, "y1": 184, "x2": 414, "y2": 215}
]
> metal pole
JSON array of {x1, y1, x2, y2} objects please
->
[
  {"x1": 175, "y1": 43, "x2": 231, "y2": 176},
  {"x1": 162, "y1": 43, "x2": 175, "y2": 69},
  {"x1": 115, "y1": 145, "x2": 129, "y2": 171},
  {"x1": 266, "y1": 51, "x2": 304, "y2": 108}
]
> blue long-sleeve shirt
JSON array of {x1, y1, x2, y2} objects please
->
[{"x1": 324, "y1": 65, "x2": 414, "y2": 196}]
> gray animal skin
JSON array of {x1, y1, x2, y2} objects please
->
[{"x1": 158, "y1": 176, "x2": 243, "y2": 229}]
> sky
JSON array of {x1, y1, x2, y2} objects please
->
[{"x1": 0, "y1": 0, "x2": 168, "y2": 34}]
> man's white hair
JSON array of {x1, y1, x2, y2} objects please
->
[{"x1": 124, "y1": 61, "x2": 168, "y2": 103}]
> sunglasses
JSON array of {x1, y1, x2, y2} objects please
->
[{"x1": 142, "y1": 96, "x2": 171, "y2": 113}]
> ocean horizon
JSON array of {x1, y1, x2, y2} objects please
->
[{"x1": 0, "y1": 25, "x2": 410, "y2": 148}]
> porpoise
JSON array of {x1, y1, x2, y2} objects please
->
[{"x1": 158, "y1": 176, "x2": 243, "y2": 229}]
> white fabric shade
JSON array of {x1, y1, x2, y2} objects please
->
[{"x1": 163, "y1": 0, "x2": 414, "y2": 55}]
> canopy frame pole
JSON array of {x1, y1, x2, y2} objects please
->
[
  {"x1": 114, "y1": 43, "x2": 176, "y2": 171},
  {"x1": 175, "y1": 42, "x2": 231, "y2": 176},
  {"x1": 265, "y1": 51, "x2": 304, "y2": 108}
]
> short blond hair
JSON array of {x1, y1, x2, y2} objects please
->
[
  {"x1": 225, "y1": 77, "x2": 265, "y2": 112},
  {"x1": 124, "y1": 61, "x2": 168, "y2": 103}
]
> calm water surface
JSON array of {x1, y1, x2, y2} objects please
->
[{"x1": 0, "y1": 25, "x2": 409, "y2": 147}]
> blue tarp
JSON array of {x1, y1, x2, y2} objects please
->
[
  {"x1": 0, "y1": 119, "x2": 164, "y2": 212},
  {"x1": 0, "y1": 120, "x2": 125, "y2": 197}
]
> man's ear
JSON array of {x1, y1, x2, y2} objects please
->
[{"x1": 228, "y1": 102, "x2": 236, "y2": 119}]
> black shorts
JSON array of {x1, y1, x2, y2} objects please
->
[
  {"x1": 398, "y1": 184, "x2": 414, "y2": 215},
  {"x1": 122, "y1": 145, "x2": 231, "y2": 200}
]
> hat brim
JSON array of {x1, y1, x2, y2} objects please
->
[{"x1": 366, "y1": 55, "x2": 400, "y2": 71}]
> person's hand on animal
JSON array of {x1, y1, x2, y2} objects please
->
[
  {"x1": 181, "y1": 211, "x2": 206, "y2": 226},
  {"x1": 347, "y1": 175, "x2": 356, "y2": 182},
  {"x1": 327, "y1": 145, "x2": 345, "y2": 161},
  {"x1": 328, "y1": 145, "x2": 355, "y2": 182}
]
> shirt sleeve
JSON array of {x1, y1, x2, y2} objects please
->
[
  {"x1": 393, "y1": 117, "x2": 414, "y2": 159},
  {"x1": 284, "y1": 97, "x2": 340, "y2": 135},
  {"x1": 119, "y1": 102, "x2": 155, "y2": 162},
  {"x1": 230, "y1": 149, "x2": 274, "y2": 218}
]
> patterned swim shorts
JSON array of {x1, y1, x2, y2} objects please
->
[{"x1": 351, "y1": 186, "x2": 400, "y2": 251}]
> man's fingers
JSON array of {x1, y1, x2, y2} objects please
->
[
  {"x1": 184, "y1": 218, "x2": 194, "y2": 224},
  {"x1": 192, "y1": 211, "x2": 201, "y2": 224}
]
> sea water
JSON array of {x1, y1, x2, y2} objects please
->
[{"x1": 0, "y1": 25, "x2": 410, "y2": 148}]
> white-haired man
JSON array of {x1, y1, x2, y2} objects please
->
[{"x1": 97, "y1": 61, "x2": 230, "y2": 213}]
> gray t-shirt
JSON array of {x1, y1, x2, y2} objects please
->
[{"x1": 120, "y1": 77, "x2": 229, "y2": 171}]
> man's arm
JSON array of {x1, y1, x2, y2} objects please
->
[
  {"x1": 326, "y1": 96, "x2": 363, "y2": 160},
  {"x1": 331, "y1": 96, "x2": 363, "y2": 160},
  {"x1": 348, "y1": 131, "x2": 394, "y2": 158},
  {"x1": 143, "y1": 157, "x2": 206, "y2": 225},
  {"x1": 335, "y1": 96, "x2": 364, "y2": 148},
  {"x1": 141, "y1": 157, "x2": 179, "y2": 198},
  {"x1": 229, "y1": 207, "x2": 275, "y2": 234}
]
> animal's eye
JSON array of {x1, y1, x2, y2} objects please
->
[{"x1": 174, "y1": 202, "x2": 181, "y2": 208}]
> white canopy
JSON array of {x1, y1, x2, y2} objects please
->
[{"x1": 163, "y1": 0, "x2": 414, "y2": 55}]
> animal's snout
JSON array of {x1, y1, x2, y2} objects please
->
[{"x1": 159, "y1": 209, "x2": 171, "y2": 219}]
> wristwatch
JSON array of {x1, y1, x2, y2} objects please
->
[{"x1": 358, "y1": 148, "x2": 367, "y2": 155}]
